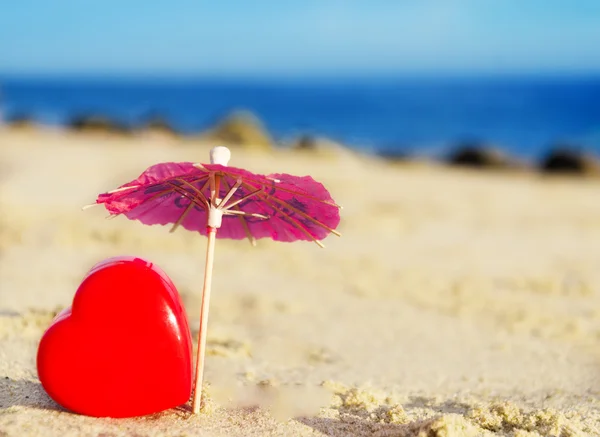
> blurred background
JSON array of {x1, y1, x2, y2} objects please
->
[{"x1": 1, "y1": 1, "x2": 600, "y2": 165}]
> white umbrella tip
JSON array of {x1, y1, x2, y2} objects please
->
[{"x1": 210, "y1": 146, "x2": 231, "y2": 166}]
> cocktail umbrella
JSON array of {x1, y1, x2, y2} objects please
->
[{"x1": 88, "y1": 146, "x2": 341, "y2": 414}]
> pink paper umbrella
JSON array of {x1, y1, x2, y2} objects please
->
[{"x1": 87, "y1": 146, "x2": 341, "y2": 414}]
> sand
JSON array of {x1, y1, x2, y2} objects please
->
[{"x1": 1, "y1": 127, "x2": 600, "y2": 436}]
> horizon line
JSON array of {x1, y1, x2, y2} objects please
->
[{"x1": 2, "y1": 68, "x2": 600, "y2": 82}]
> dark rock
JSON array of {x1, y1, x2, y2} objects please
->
[
  {"x1": 68, "y1": 115, "x2": 130, "y2": 134},
  {"x1": 202, "y1": 110, "x2": 273, "y2": 150},
  {"x1": 376, "y1": 146, "x2": 412, "y2": 161},
  {"x1": 4, "y1": 112, "x2": 35, "y2": 129},
  {"x1": 447, "y1": 143, "x2": 519, "y2": 169},
  {"x1": 539, "y1": 147, "x2": 600, "y2": 176},
  {"x1": 138, "y1": 114, "x2": 178, "y2": 136},
  {"x1": 293, "y1": 135, "x2": 319, "y2": 151},
  {"x1": 289, "y1": 135, "x2": 354, "y2": 159}
]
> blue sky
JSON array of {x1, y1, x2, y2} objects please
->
[{"x1": 1, "y1": 0, "x2": 600, "y2": 77}]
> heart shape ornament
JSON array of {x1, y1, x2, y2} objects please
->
[{"x1": 37, "y1": 256, "x2": 193, "y2": 418}]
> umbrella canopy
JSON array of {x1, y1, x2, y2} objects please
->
[{"x1": 97, "y1": 149, "x2": 340, "y2": 246}]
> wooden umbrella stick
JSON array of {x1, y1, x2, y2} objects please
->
[{"x1": 192, "y1": 226, "x2": 217, "y2": 414}]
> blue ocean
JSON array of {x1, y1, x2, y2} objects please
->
[{"x1": 1, "y1": 76, "x2": 600, "y2": 160}]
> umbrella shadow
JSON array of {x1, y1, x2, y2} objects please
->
[{"x1": 0, "y1": 377, "x2": 64, "y2": 412}]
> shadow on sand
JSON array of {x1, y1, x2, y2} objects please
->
[{"x1": 0, "y1": 377, "x2": 63, "y2": 412}]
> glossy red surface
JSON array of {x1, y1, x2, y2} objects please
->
[{"x1": 37, "y1": 256, "x2": 193, "y2": 418}]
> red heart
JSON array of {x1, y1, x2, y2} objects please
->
[{"x1": 37, "y1": 256, "x2": 193, "y2": 418}]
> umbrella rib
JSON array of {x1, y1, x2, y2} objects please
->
[
  {"x1": 106, "y1": 185, "x2": 141, "y2": 194},
  {"x1": 145, "y1": 188, "x2": 177, "y2": 202},
  {"x1": 221, "y1": 188, "x2": 263, "y2": 211},
  {"x1": 173, "y1": 177, "x2": 210, "y2": 208},
  {"x1": 221, "y1": 178, "x2": 256, "y2": 246},
  {"x1": 187, "y1": 174, "x2": 210, "y2": 185},
  {"x1": 184, "y1": 174, "x2": 211, "y2": 201},
  {"x1": 257, "y1": 183, "x2": 341, "y2": 208},
  {"x1": 260, "y1": 196, "x2": 325, "y2": 248},
  {"x1": 167, "y1": 182, "x2": 208, "y2": 210},
  {"x1": 206, "y1": 172, "x2": 221, "y2": 207},
  {"x1": 197, "y1": 178, "x2": 211, "y2": 207},
  {"x1": 224, "y1": 210, "x2": 268, "y2": 219},
  {"x1": 170, "y1": 202, "x2": 195, "y2": 233},
  {"x1": 218, "y1": 178, "x2": 242, "y2": 208},
  {"x1": 266, "y1": 196, "x2": 341, "y2": 237}
]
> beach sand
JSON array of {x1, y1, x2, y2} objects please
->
[{"x1": 1, "y1": 128, "x2": 599, "y2": 436}]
